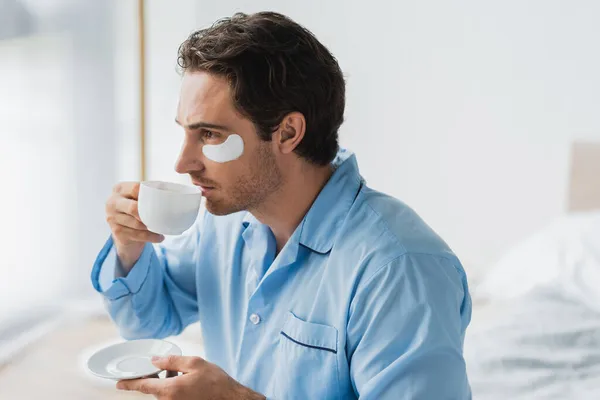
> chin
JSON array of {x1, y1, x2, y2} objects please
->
[{"x1": 204, "y1": 199, "x2": 244, "y2": 216}]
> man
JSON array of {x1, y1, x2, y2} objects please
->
[{"x1": 92, "y1": 11, "x2": 472, "y2": 400}]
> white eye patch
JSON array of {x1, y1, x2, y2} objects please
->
[{"x1": 202, "y1": 134, "x2": 244, "y2": 163}]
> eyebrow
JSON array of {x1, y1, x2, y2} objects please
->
[{"x1": 174, "y1": 118, "x2": 232, "y2": 132}]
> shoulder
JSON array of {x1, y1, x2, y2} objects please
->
[
  {"x1": 339, "y1": 185, "x2": 459, "y2": 261},
  {"x1": 334, "y1": 185, "x2": 467, "y2": 289}
]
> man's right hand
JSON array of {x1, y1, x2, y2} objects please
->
[{"x1": 105, "y1": 182, "x2": 165, "y2": 271}]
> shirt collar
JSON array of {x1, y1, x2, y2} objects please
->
[
  {"x1": 243, "y1": 149, "x2": 364, "y2": 254},
  {"x1": 299, "y1": 149, "x2": 363, "y2": 253}
]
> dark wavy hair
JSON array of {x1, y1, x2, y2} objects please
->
[{"x1": 177, "y1": 11, "x2": 345, "y2": 166}]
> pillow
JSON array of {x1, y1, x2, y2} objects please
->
[{"x1": 473, "y1": 211, "x2": 600, "y2": 303}]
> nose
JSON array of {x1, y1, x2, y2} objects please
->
[{"x1": 175, "y1": 137, "x2": 204, "y2": 174}]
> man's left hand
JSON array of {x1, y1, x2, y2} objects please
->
[{"x1": 116, "y1": 355, "x2": 266, "y2": 400}]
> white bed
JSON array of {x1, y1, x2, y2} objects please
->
[{"x1": 465, "y1": 142, "x2": 600, "y2": 399}]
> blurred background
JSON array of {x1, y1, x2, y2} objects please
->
[{"x1": 0, "y1": 0, "x2": 599, "y2": 398}]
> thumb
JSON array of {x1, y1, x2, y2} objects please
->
[{"x1": 151, "y1": 355, "x2": 203, "y2": 373}]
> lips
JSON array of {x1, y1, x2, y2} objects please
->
[
  {"x1": 192, "y1": 181, "x2": 215, "y2": 194},
  {"x1": 192, "y1": 180, "x2": 213, "y2": 187}
]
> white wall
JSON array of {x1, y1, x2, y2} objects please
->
[
  {"x1": 0, "y1": 34, "x2": 74, "y2": 318},
  {"x1": 112, "y1": 0, "x2": 141, "y2": 182},
  {"x1": 68, "y1": 2, "x2": 118, "y2": 298},
  {"x1": 145, "y1": 0, "x2": 200, "y2": 183},
  {"x1": 136, "y1": 1, "x2": 600, "y2": 277},
  {"x1": 0, "y1": 2, "x2": 117, "y2": 322}
]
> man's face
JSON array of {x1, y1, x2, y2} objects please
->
[{"x1": 175, "y1": 71, "x2": 282, "y2": 215}]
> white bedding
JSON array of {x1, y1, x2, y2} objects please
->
[
  {"x1": 465, "y1": 211, "x2": 600, "y2": 399},
  {"x1": 473, "y1": 211, "x2": 600, "y2": 305},
  {"x1": 466, "y1": 288, "x2": 600, "y2": 399}
]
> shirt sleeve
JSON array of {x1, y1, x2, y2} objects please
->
[
  {"x1": 347, "y1": 252, "x2": 473, "y2": 400},
  {"x1": 90, "y1": 211, "x2": 205, "y2": 340},
  {"x1": 97, "y1": 245, "x2": 127, "y2": 292}
]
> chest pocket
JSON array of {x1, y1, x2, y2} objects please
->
[{"x1": 273, "y1": 311, "x2": 340, "y2": 399}]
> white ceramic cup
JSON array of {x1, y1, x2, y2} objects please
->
[{"x1": 137, "y1": 181, "x2": 202, "y2": 235}]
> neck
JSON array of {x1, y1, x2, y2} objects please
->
[{"x1": 250, "y1": 163, "x2": 333, "y2": 252}]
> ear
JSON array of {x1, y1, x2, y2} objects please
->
[{"x1": 275, "y1": 112, "x2": 305, "y2": 155}]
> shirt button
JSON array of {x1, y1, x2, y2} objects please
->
[{"x1": 249, "y1": 313, "x2": 261, "y2": 325}]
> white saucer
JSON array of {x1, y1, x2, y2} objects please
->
[{"x1": 87, "y1": 339, "x2": 182, "y2": 380}]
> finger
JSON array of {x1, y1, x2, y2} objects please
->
[
  {"x1": 116, "y1": 377, "x2": 166, "y2": 395},
  {"x1": 152, "y1": 355, "x2": 204, "y2": 374},
  {"x1": 113, "y1": 182, "x2": 141, "y2": 200},
  {"x1": 113, "y1": 224, "x2": 165, "y2": 243},
  {"x1": 114, "y1": 197, "x2": 141, "y2": 220},
  {"x1": 110, "y1": 212, "x2": 147, "y2": 231}
]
